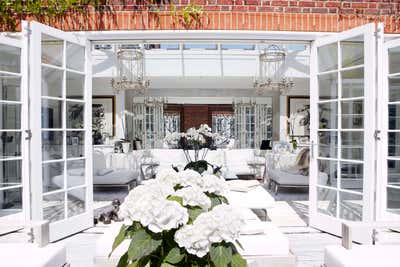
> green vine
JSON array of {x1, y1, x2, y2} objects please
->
[{"x1": 0, "y1": 0, "x2": 106, "y2": 31}]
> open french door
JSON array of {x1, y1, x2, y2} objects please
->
[
  {"x1": 309, "y1": 23, "x2": 382, "y2": 241},
  {"x1": 24, "y1": 21, "x2": 93, "y2": 241},
  {"x1": 376, "y1": 38, "x2": 400, "y2": 222},
  {"x1": 0, "y1": 33, "x2": 29, "y2": 233}
]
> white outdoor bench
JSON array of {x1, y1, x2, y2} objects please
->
[
  {"x1": 0, "y1": 220, "x2": 68, "y2": 267},
  {"x1": 324, "y1": 221, "x2": 400, "y2": 267}
]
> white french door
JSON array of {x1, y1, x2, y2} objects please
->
[
  {"x1": 0, "y1": 34, "x2": 29, "y2": 232},
  {"x1": 377, "y1": 38, "x2": 400, "y2": 221},
  {"x1": 309, "y1": 23, "x2": 381, "y2": 240},
  {"x1": 26, "y1": 21, "x2": 93, "y2": 241}
]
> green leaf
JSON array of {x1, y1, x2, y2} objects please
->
[
  {"x1": 231, "y1": 253, "x2": 247, "y2": 267},
  {"x1": 160, "y1": 263, "x2": 175, "y2": 267},
  {"x1": 127, "y1": 229, "x2": 162, "y2": 261},
  {"x1": 127, "y1": 261, "x2": 139, "y2": 267},
  {"x1": 164, "y1": 247, "x2": 185, "y2": 264},
  {"x1": 188, "y1": 207, "x2": 203, "y2": 222},
  {"x1": 210, "y1": 244, "x2": 233, "y2": 267},
  {"x1": 109, "y1": 224, "x2": 127, "y2": 257},
  {"x1": 167, "y1": 195, "x2": 184, "y2": 206},
  {"x1": 116, "y1": 252, "x2": 129, "y2": 267},
  {"x1": 210, "y1": 196, "x2": 222, "y2": 209}
]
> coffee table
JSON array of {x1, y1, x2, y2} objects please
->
[{"x1": 225, "y1": 180, "x2": 275, "y2": 221}]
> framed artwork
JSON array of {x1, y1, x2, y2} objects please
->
[
  {"x1": 287, "y1": 96, "x2": 310, "y2": 137},
  {"x1": 92, "y1": 96, "x2": 115, "y2": 144}
]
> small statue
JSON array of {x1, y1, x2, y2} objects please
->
[{"x1": 95, "y1": 199, "x2": 122, "y2": 225}]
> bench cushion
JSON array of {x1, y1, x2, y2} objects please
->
[
  {"x1": 269, "y1": 169, "x2": 309, "y2": 186},
  {"x1": 0, "y1": 243, "x2": 66, "y2": 267},
  {"x1": 226, "y1": 186, "x2": 275, "y2": 210},
  {"x1": 325, "y1": 245, "x2": 399, "y2": 267}
]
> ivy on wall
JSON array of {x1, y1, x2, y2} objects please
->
[{"x1": 0, "y1": 0, "x2": 105, "y2": 31}]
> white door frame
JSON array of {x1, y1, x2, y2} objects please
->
[
  {"x1": 377, "y1": 37, "x2": 400, "y2": 221},
  {"x1": 0, "y1": 34, "x2": 30, "y2": 224},
  {"x1": 309, "y1": 23, "x2": 381, "y2": 240},
  {"x1": 25, "y1": 21, "x2": 93, "y2": 241}
]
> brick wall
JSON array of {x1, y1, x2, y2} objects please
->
[
  {"x1": 182, "y1": 105, "x2": 210, "y2": 130},
  {"x1": 16, "y1": 1, "x2": 400, "y2": 33}
]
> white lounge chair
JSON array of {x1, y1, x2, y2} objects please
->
[
  {"x1": 324, "y1": 221, "x2": 400, "y2": 267},
  {"x1": 0, "y1": 220, "x2": 68, "y2": 267}
]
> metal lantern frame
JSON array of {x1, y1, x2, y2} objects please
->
[
  {"x1": 111, "y1": 48, "x2": 150, "y2": 95},
  {"x1": 254, "y1": 44, "x2": 294, "y2": 95}
]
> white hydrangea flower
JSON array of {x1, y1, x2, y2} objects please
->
[
  {"x1": 174, "y1": 186, "x2": 211, "y2": 210},
  {"x1": 201, "y1": 174, "x2": 228, "y2": 196},
  {"x1": 156, "y1": 168, "x2": 180, "y2": 185},
  {"x1": 177, "y1": 169, "x2": 203, "y2": 187},
  {"x1": 164, "y1": 132, "x2": 182, "y2": 145},
  {"x1": 174, "y1": 204, "x2": 244, "y2": 257}
]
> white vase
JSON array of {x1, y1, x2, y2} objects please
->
[{"x1": 122, "y1": 142, "x2": 130, "y2": 153}]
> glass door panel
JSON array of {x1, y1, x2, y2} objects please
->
[
  {"x1": 310, "y1": 24, "x2": 378, "y2": 238},
  {"x1": 0, "y1": 35, "x2": 27, "y2": 230},
  {"x1": 28, "y1": 21, "x2": 92, "y2": 241},
  {"x1": 379, "y1": 39, "x2": 400, "y2": 220}
]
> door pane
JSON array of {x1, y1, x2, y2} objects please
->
[
  {"x1": 389, "y1": 46, "x2": 400, "y2": 74},
  {"x1": 341, "y1": 68, "x2": 364, "y2": 98},
  {"x1": 388, "y1": 104, "x2": 400, "y2": 130},
  {"x1": 317, "y1": 187, "x2": 337, "y2": 217},
  {"x1": 318, "y1": 131, "x2": 338, "y2": 158},
  {"x1": 0, "y1": 43, "x2": 21, "y2": 73},
  {"x1": 0, "y1": 187, "x2": 22, "y2": 217},
  {"x1": 67, "y1": 188, "x2": 85, "y2": 217},
  {"x1": 388, "y1": 132, "x2": 400, "y2": 157},
  {"x1": 0, "y1": 132, "x2": 21, "y2": 158},
  {"x1": 66, "y1": 102, "x2": 84, "y2": 129},
  {"x1": 389, "y1": 76, "x2": 400, "y2": 102},
  {"x1": 388, "y1": 160, "x2": 400, "y2": 186},
  {"x1": 41, "y1": 34, "x2": 63, "y2": 67},
  {"x1": 341, "y1": 100, "x2": 363, "y2": 129},
  {"x1": 42, "y1": 67, "x2": 63, "y2": 98},
  {"x1": 66, "y1": 72, "x2": 84, "y2": 99},
  {"x1": 340, "y1": 161, "x2": 363, "y2": 192},
  {"x1": 318, "y1": 159, "x2": 337, "y2": 187},
  {"x1": 0, "y1": 103, "x2": 21, "y2": 129},
  {"x1": 67, "y1": 160, "x2": 85, "y2": 188},
  {"x1": 67, "y1": 131, "x2": 84, "y2": 158},
  {"x1": 43, "y1": 192, "x2": 65, "y2": 222},
  {"x1": 341, "y1": 131, "x2": 363, "y2": 160},
  {"x1": 66, "y1": 42, "x2": 85, "y2": 72},
  {"x1": 42, "y1": 99, "x2": 63, "y2": 129},
  {"x1": 318, "y1": 43, "x2": 338, "y2": 72},
  {"x1": 42, "y1": 131, "x2": 63, "y2": 161},
  {"x1": 318, "y1": 73, "x2": 338, "y2": 100},
  {"x1": 341, "y1": 39, "x2": 364, "y2": 68},
  {"x1": 339, "y1": 192, "x2": 362, "y2": 221},
  {"x1": 387, "y1": 187, "x2": 400, "y2": 215},
  {"x1": 319, "y1": 102, "x2": 338, "y2": 129},
  {"x1": 0, "y1": 160, "x2": 21, "y2": 188},
  {"x1": 0, "y1": 75, "x2": 20, "y2": 101},
  {"x1": 42, "y1": 161, "x2": 64, "y2": 193}
]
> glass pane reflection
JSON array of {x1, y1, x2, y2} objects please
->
[
  {"x1": 319, "y1": 102, "x2": 337, "y2": 129},
  {"x1": 339, "y1": 192, "x2": 362, "y2": 221},
  {"x1": 43, "y1": 192, "x2": 65, "y2": 223},
  {"x1": 0, "y1": 132, "x2": 21, "y2": 159},
  {"x1": 0, "y1": 160, "x2": 22, "y2": 188},
  {"x1": 67, "y1": 188, "x2": 85, "y2": 217},
  {"x1": 387, "y1": 187, "x2": 400, "y2": 215},
  {"x1": 42, "y1": 131, "x2": 63, "y2": 161},
  {"x1": 318, "y1": 43, "x2": 338, "y2": 72},
  {"x1": 318, "y1": 159, "x2": 337, "y2": 187},
  {"x1": 388, "y1": 160, "x2": 400, "y2": 186},
  {"x1": 0, "y1": 187, "x2": 22, "y2": 217},
  {"x1": 340, "y1": 161, "x2": 363, "y2": 192},
  {"x1": 42, "y1": 161, "x2": 64, "y2": 193},
  {"x1": 341, "y1": 131, "x2": 363, "y2": 161},
  {"x1": 318, "y1": 131, "x2": 338, "y2": 158},
  {"x1": 317, "y1": 187, "x2": 337, "y2": 217}
]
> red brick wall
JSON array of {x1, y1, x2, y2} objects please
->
[
  {"x1": 183, "y1": 105, "x2": 209, "y2": 130},
  {"x1": 16, "y1": 1, "x2": 400, "y2": 33}
]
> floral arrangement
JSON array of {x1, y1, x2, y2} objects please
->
[
  {"x1": 111, "y1": 169, "x2": 247, "y2": 267},
  {"x1": 164, "y1": 124, "x2": 228, "y2": 173}
]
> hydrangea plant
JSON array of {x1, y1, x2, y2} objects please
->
[{"x1": 111, "y1": 169, "x2": 247, "y2": 267}]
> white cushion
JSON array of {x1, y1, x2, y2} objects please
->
[
  {"x1": 0, "y1": 243, "x2": 66, "y2": 267},
  {"x1": 205, "y1": 150, "x2": 224, "y2": 166},
  {"x1": 224, "y1": 149, "x2": 255, "y2": 175},
  {"x1": 226, "y1": 186, "x2": 275, "y2": 210},
  {"x1": 269, "y1": 169, "x2": 309, "y2": 185},
  {"x1": 238, "y1": 207, "x2": 260, "y2": 221},
  {"x1": 227, "y1": 180, "x2": 260, "y2": 192},
  {"x1": 238, "y1": 222, "x2": 290, "y2": 256},
  {"x1": 325, "y1": 245, "x2": 399, "y2": 267}
]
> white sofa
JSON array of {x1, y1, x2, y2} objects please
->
[{"x1": 134, "y1": 149, "x2": 265, "y2": 178}]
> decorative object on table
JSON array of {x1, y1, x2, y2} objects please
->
[
  {"x1": 287, "y1": 96, "x2": 310, "y2": 139},
  {"x1": 96, "y1": 199, "x2": 122, "y2": 225},
  {"x1": 92, "y1": 96, "x2": 115, "y2": 145},
  {"x1": 253, "y1": 44, "x2": 294, "y2": 95},
  {"x1": 111, "y1": 47, "x2": 150, "y2": 95},
  {"x1": 272, "y1": 141, "x2": 290, "y2": 154},
  {"x1": 121, "y1": 140, "x2": 131, "y2": 153},
  {"x1": 164, "y1": 124, "x2": 228, "y2": 174},
  {"x1": 111, "y1": 169, "x2": 247, "y2": 267}
]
